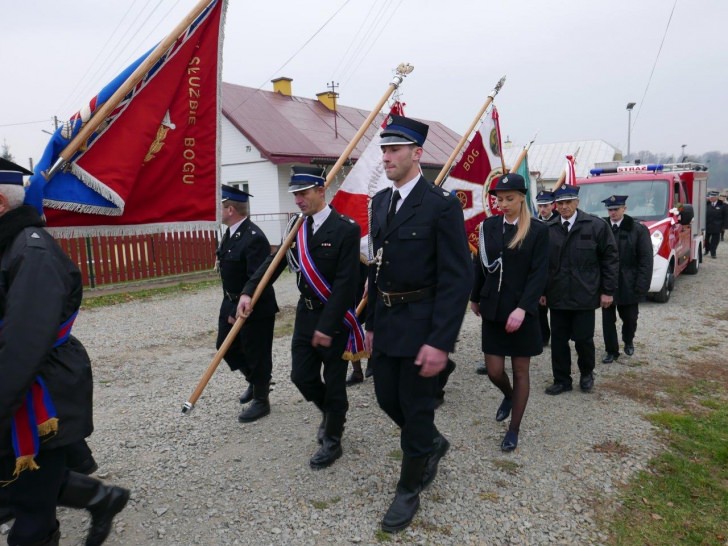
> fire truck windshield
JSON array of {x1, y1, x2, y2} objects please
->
[{"x1": 576, "y1": 180, "x2": 670, "y2": 221}]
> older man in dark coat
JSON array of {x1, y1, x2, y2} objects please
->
[
  {"x1": 600, "y1": 195, "x2": 653, "y2": 363},
  {"x1": 705, "y1": 190, "x2": 728, "y2": 258},
  {"x1": 542, "y1": 184, "x2": 618, "y2": 395},
  {"x1": 0, "y1": 158, "x2": 128, "y2": 546}
]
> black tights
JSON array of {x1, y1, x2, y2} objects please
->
[{"x1": 485, "y1": 355, "x2": 530, "y2": 434}]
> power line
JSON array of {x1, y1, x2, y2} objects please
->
[
  {"x1": 329, "y1": 0, "x2": 381, "y2": 80},
  {"x1": 338, "y1": 0, "x2": 394, "y2": 85},
  {"x1": 227, "y1": 0, "x2": 353, "y2": 116},
  {"x1": 631, "y1": 0, "x2": 678, "y2": 131},
  {"x1": 341, "y1": 0, "x2": 404, "y2": 86},
  {"x1": 0, "y1": 120, "x2": 51, "y2": 128},
  {"x1": 56, "y1": 0, "x2": 145, "y2": 116}
]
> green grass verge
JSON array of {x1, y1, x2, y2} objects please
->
[
  {"x1": 605, "y1": 361, "x2": 728, "y2": 545},
  {"x1": 81, "y1": 279, "x2": 219, "y2": 309}
]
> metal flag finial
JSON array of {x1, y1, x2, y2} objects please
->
[
  {"x1": 488, "y1": 75, "x2": 507, "y2": 99},
  {"x1": 392, "y1": 63, "x2": 415, "y2": 88}
]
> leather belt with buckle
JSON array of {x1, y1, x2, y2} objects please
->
[
  {"x1": 301, "y1": 296, "x2": 325, "y2": 310},
  {"x1": 377, "y1": 286, "x2": 436, "y2": 307},
  {"x1": 225, "y1": 291, "x2": 241, "y2": 302}
]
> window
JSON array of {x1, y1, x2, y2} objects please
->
[
  {"x1": 245, "y1": 145, "x2": 252, "y2": 152},
  {"x1": 229, "y1": 182, "x2": 249, "y2": 193}
]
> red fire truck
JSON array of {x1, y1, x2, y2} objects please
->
[{"x1": 574, "y1": 162, "x2": 709, "y2": 303}]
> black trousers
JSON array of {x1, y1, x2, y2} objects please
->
[
  {"x1": 290, "y1": 308, "x2": 349, "y2": 416},
  {"x1": 373, "y1": 353, "x2": 439, "y2": 458},
  {"x1": 706, "y1": 232, "x2": 721, "y2": 257},
  {"x1": 0, "y1": 448, "x2": 67, "y2": 545},
  {"x1": 602, "y1": 303, "x2": 639, "y2": 354},
  {"x1": 539, "y1": 303, "x2": 551, "y2": 345},
  {"x1": 550, "y1": 309, "x2": 595, "y2": 386},
  {"x1": 217, "y1": 300, "x2": 275, "y2": 386}
]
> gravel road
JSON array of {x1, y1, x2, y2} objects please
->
[{"x1": 7, "y1": 253, "x2": 726, "y2": 545}]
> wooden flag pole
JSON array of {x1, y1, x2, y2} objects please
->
[
  {"x1": 44, "y1": 0, "x2": 219, "y2": 180},
  {"x1": 433, "y1": 76, "x2": 506, "y2": 187},
  {"x1": 509, "y1": 131, "x2": 538, "y2": 174},
  {"x1": 552, "y1": 146, "x2": 582, "y2": 191},
  {"x1": 182, "y1": 64, "x2": 415, "y2": 414}
]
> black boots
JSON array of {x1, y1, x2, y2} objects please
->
[
  {"x1": 310, "y1": 412, "x2": 344, "y2": 469},
  {"x1": 381, "y1": 455, "x2": 427, "y2": 532},
  {"x1": 58, "y1": 472, "x2": 130, "y2": 546},
  {"x1": 238, "y1": 383, "x2": 270, "y2": 423},
  {"x1": 238, "y1": 384, "x2": 253, "y2": 404}
]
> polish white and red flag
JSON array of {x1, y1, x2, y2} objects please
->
[
  {"x1": 565, "y1": 154, "x2": 577, "y2": 186},
  {"x1": 330, "y1": 101, "x2": 405, "y2": 260},
  {"x1": 443, "y1": 105, "x2": 504, "y2": 252}
]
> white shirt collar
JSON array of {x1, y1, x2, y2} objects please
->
[
  {"x1": 310, "y1": 205, "x2": 332, "y2": 233},
  {"x1": 391, "y1": 174, "x2": 421, "y2": 211},
  {"x1": 229, "y1": 217, "x2": 247, "y2": 236}
]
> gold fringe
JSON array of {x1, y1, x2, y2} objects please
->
[
  {"x1": 13, "y1": 455, "x2": 40, "y2": 477},
  {"x1": 342, "y1": 350, "x2": 370, "y2": 362},
  {"x1": 37, "y1": 417, "x2": 59, "y2": 437}
]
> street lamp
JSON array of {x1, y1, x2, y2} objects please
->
[{"x1": 626, "y1": 102, "x2": 636, "y2": 158}]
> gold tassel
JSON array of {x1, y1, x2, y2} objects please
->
[
  {"x1": 341, "y1": 350, "x2": 370, "y2": 362},
  {"x1": 37, "y1": 417, "x2": 59, "y2": 437},
  {"x1": 13, "y1": 455, "x2": 40, "y2": 477}
]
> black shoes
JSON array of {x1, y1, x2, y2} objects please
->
[
  {"x1": 624, "y1": 343, "x2": 635, "y2": 356},
  {"x1": 238, "y1": 384, "x2": 270, "y2": 423},
  {"x1": 381, "y1": 456, "x2": 426, "y2": 533},
  {"x1": 602, "y1": 352, "x2": 619, "y2": 364},
  {"x1": 310, "y1": 413, "x2": 345, "y2": 469},
  {"x1": 345, "y1": 370, "x2": 364, "y2": 386},
  {"x1": 495, "y1": 397, "x2": 513, "y2": 422},
  {"x1": 545, "y1": 382, "x2": 572, "y2": 395},
  {"x1": 364, "y1": 364, "x2": 374, "y2": 378},
  {"x1": 500, "y1": 430, "x2": 518, "y2": 452},
  {"x1": 476, "y1": 362, "x2": 488, "y2": 375},
  {"x1": 421, "y1": 434, "x2": 450, "y2": 490},
  {"x1": 239, "y1": 384, "x2": 253, "y2": 404},
  {"x1": 580, "y1": 373, "x2": 594, "y2": 392}
]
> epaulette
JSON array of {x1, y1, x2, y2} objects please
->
[
  {"x1": 25, "y1": 229, "x2": 46, "y2": 248},
  {"x1": 429, "y1": 184, "x2": 453, "y2": 199},
  {"x1": 338, "y1": 213, "x2": 357, "y2": 225}
]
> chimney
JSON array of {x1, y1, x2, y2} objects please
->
[
  {"x1": 316, "y1": 91, "x2": 337, "y2": 111},
  {"x1": 271, "y1": 77, "x2": 292, "y2": 96}
]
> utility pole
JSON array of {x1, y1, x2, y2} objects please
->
[
  {"x1": 681, "y1": 144, "x2": 687, "y2": 162},
  {"x1": 626, "y1": 102, "x2": 636, "y2": 158},
  {"x1": 327, "y1": 81, "x2": 339, "y2": 139},
  {"x1": 53, "y1": 115, "x2": 59, "y2": 130}
]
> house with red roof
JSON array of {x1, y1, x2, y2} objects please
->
[{"x1": 220, "y1": 77, "x2": 461, "y2": 240}]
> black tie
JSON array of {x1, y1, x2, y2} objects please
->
[
  {"x1": 307, "y1": 215, "x2": 314, "y2": 237},
  {"x1": 612, "y1": 223, "x2": 619, "y2": 234},
  {"x1": 221, "y1": 227, "x2": 230, "y2": 246},
  {"x1": 562, "y1": 221, "x2": 569, "y2": 234},
  {"x1": 387, "y1": 190, "x2": 401, "y2": 226}
]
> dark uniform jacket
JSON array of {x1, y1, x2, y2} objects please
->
[
  {"x1": 366, "y1": 177, "x2": 472, "y2": 356},
  {"x1": 545, "y1": 209, "x2": 619, "y2": 310},
  {"x1": 471, "y1": 217, "x2": 549, "y2": 321},
  {"x1": 0, "y1": 206, "x2": 93, "y2": 456},
  {"x1": 602, "y1": 214, "x2": 653, "y2": 305},
  {"x1": 705, "y1": 200, "x2": 728, "y2": 234},
  {"x1": 217, "y1": 218, "x2": 278, "y2": 321},
  {"x1": 243, "y1": 207, "x2": 360, "y2": 338}
]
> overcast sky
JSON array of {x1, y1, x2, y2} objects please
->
[{"x1": 2, "y1": 0, "x2": 726, "y2": 171}]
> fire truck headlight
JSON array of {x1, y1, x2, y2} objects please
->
[{"x1": 651, "y1": 230, "x2": 663, "y2": 256}]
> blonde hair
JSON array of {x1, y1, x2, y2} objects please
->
[{"x1": 507, "y1": 193, "x2": 531, "y2": 250}]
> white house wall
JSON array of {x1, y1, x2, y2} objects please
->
[{"x1": 221, "y1": 116, "x2": 288, "y2": 242}]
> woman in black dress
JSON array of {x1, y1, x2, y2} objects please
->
[{"x1": 470, "y1": 173, "x2": 549, "y2": 451}]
